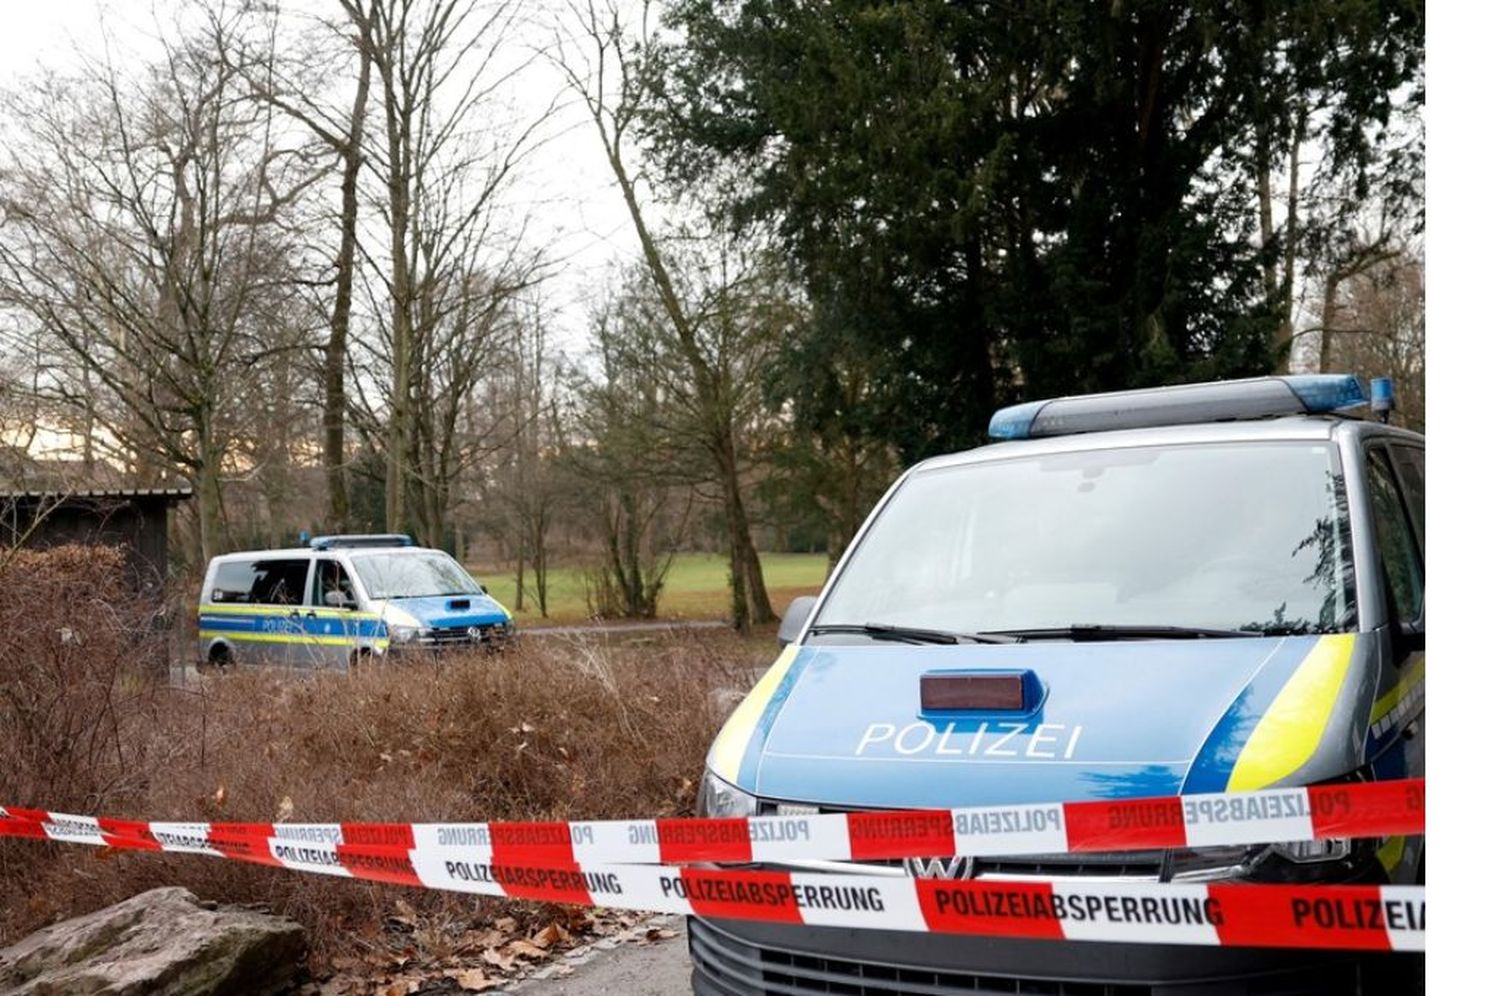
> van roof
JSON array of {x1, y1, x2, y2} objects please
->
[
  {"x1": 918, "y1": 414, "x2": 1421, "y2": 475},
  {"x1": 208, "y1": 545, "x2": 443, "y2": 563}
]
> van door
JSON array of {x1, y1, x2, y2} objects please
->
[
  {"x1": 307, "y1": 557, "x2": 360, "y2": 668},
  {"x1": 245, "y1": 557, "x2": 316, "y2": 667},
  {"x1": 1364, "y1": 442, "x2": 1424, "y2": 882}
]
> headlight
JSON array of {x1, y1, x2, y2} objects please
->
[
  {"x1": 388, "y1": 623, "x2": 421, "y2": 644},
  {"x1": 1270, "y1": 837, "x2": 1353, "y2": 864},
  {"x1": 1167, "y1": 838, "x2": 1358, "y2": 882},
  {"x1": 697, "y1": 770, "x2": 758, "y2": 818}
]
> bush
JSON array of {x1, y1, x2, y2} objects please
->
[
  {"x1": 0, "y1": 572, "x2": 767, "y2": 971},
  {"x1": 0, "y1": 544, "x2": 169, "y2": 813}
]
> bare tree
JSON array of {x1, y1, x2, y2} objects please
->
[
  {"x1": 354, "y1": 0, "x2": 547, "y2": 541},
  {"x1": 1320, "y1": 251, "x2": 1424, "y2": 430},
  {"x1": 0, "y1": 6, "x2": 321, "y2": 562},
  {"x1": 554, "y1": 0, "x2": 780, "y2": 629},
  {"x1": 231, "y1": 2, "x2": 378, "y2": 531}
]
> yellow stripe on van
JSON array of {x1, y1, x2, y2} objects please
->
[
  {"x1": 1377, "y1": 835, "x2": 1407, "y2": 873},
  {"x1": 1370, "y1": 656, "x2": 1425, "y2": 722},
  {"x1": 1226, "y1": 634, "x2": 1357, "y2": 791},
  {"x1": 198, "y1": 629, "x2": 387, "y2": 649},
  {"x1": 710, "y1": 645, "x2": 799, "y2": 785}
]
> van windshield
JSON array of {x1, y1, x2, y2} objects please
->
[
  {"x1": 815, "y1": 441, "x2": 1355, "y2": 638},
  {"x1": 349, "y1": 552, "x2": 482, "y2": 600}
]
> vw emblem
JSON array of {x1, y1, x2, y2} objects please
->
[
  {"x1": 903, "y1": 855, "x2": 977, "y2": 880},
  {"x1": 465, "y1": 626, "x2": 482, "y2": 643}
]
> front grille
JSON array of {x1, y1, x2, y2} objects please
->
[
  {"x1": 690, "y1": 917, "x2": 1148, "y2": 995},
  {"x1": 688, "y1": 918, "x2": 1369, "y2": 996},
  {"x1": 414, "y1": 623, "x2": 508, "y2": 648},
  {"x1": 756, "y1": 802, "x2": 1166, "y2": 880}
]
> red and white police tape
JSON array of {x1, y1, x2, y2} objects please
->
[{"x1": 0, "y1": 778, "x2": 1425, "y2": 951}]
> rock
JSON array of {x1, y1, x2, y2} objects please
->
[{"x1": 0, "y1": 886, "x2": 306, "y2": 996}]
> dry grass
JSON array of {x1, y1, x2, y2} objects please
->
[{"x1": 0, "y1": 546, "x2": 773, "y2": 973}]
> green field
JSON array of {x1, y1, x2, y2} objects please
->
[{"x1": 472, "y1": 552, "x2": 830, "y2": 624}]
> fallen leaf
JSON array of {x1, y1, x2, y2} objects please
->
[
  {"x1": 449, "y1": 967, "x2": 499, "y2": 991},
  {"x1": 212, "y1": 785, "x2": 227, "y2": 807},
  {"x1": 276, "y1": 795, "x2": 295, "y2": 821},
  {"x1": 480, "y1": 947, "x2": 516, "y2": 971},
  {"x1": 502, "y1": 938, "x2": 549, "y2": 960},
  {"x1": 531, "y1": 923, "x2": 562, "y2": 949},
  {"x1": 493, "y1": 916, "x2": 518, "y2": 934}
]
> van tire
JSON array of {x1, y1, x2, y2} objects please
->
[{"x1": 199, "y1": 644, "x2": 234, "y2": 673}]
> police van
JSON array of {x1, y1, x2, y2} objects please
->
[
  {"x1": 692, "y1": 375, "x2": 1423, "y2": 995},
  {"x1": 197, "y1": 534, "x2": 513, "y2": 669}
]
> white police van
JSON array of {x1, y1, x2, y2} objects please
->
[
  {"x1": 197, "y1": 534, "x2": 513, "y2": 669},
  {"x1": 693, "y1": 375, "x2": 1423, "y2": 995}
]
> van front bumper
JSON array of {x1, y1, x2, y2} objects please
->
[
  {"x1": 387, "y1": 620, "x2": 514, "y2": 653},
  {"x1": 687, "y1": 915, "x2": 1422, "y2": 996}
]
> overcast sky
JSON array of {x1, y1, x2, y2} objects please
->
[{"x1": 0, "y1": 0, "x2": 641, "y2": 354}]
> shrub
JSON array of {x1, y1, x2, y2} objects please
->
[{"x1": 0, "y1": 594, "x2": 767, "y2": 970}]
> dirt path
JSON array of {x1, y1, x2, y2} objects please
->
[
  {"x1": 522, "y1": 620, "x2": 729, "y2": 637},
  {"x1": 506, "y1": 916, "x2": 690, "y2": 994}
]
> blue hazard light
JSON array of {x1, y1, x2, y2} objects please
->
[
  {"x1": 1281, "y1": 374, "x2": 1366, "y2": 414},
  {"x1": 1369, "y1": 377, "x2": 1395, "y2": 411},
  {"x1": 987, "y1": 400, "x2": 1047, "y2": 440}
]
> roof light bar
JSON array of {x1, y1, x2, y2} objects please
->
[
  {"x1": 1369, "y1": 377, "x2": 1395, "y2": 424},
  {"x1": 308, "y1": 533, "x2": 415, "y2": 550},
  {"x1": 987, "y1": 375, "x2": 1367, "y2": 441}
]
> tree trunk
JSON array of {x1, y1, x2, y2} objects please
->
[
  {"x1": 324, "y1": 34, "x2": 372, "y2": 532},
  {"x1": 513, "y1": 547, "x2": 526, "y2": 611},
  {"x1": 715, "y1": 434, "x2": 773, "y2": 630},
  {"x1": 1278, "y1": 107, "x2": 1306, "y2": 364},
  {"x1": 194, "y1": 444, "x2": 227, "y2": 565},
  {"x1": 379, "y1": 39, "x2": 412, "y2": 534},
  {"x1": 530, "y1": 512, "x2": 549, "y2": 617}
]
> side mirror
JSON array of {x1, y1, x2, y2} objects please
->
[
  {"x1": 324, "y1": 590, "x2": 353, "y2": 609},
  {"x1": 778, "y1": 596, "x2": 817, "y2": 648},
  {"x1": 1397, "y1": 619, "x2": 1424, "y2": 659}
]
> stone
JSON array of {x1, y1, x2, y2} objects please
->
[{"x1": 0, "y1": 886, "x2": 306, "y2": 995}]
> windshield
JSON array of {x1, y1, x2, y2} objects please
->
[
  {"x1": 815, "y1": 441, "x2": 1355, "y2": 637},
  {"x1": 349, "y1": 551, "x2": 482, "y2": 600}
]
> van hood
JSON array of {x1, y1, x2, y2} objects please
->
[
  {"x1": 718, "y1": 636, "x2": 1370, "y2": 808},
  {"x1": 369, "y1": 594, "x2": 510, "y2": 628}
]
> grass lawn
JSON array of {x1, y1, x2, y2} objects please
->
[{"x1": 471, "y1": 551, "x2": 830, "y2": 625}]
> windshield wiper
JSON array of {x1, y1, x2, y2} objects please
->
[
  {"x1": 978, "y1": 623, "x2": 1247, "y2": 642},
  {"x1": 808, "y1": 623, "x2": 1021, "y2": 645},
  {"x1": 1240, "y1": 622, "x2": 1324, "y2": 636}
]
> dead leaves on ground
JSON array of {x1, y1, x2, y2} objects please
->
[{"x1": 298, "y1": 907, "x2": 650, "y2": 995}]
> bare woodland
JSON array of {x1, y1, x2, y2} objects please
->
[{"x1": 0, "y1": 0, "x2": 1425, "y2": 627}]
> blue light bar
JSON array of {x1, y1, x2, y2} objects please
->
[
  {"x1": 1369, "y1": 377, "x2": 1395, "y2": 413},
  {"x1": 987, "y1": 375, "x2": 1368, "y2": 441},
  {"x1": 309, "y1": 533, "x2": 415, "y2": 550},
  {"x1": 1282, "y1": 374, "x2": 1367, "y2": 413}
]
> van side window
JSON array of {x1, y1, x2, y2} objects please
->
[
  {"x1": 211, "y1": 561, "x2": 256, "y2": 603},
  {"x1": 245, "y1": 559, "x2": 311, "y2": 605},
  {"x1": 1388, "y1": 446, "x2": 1424, "y2": 552},
  {"x1": 314, "y1": 560, "x2": 355, "y2": 608},
  {"x1": 1367, "y1": 449, "x2": 1423, "y2": 626}
]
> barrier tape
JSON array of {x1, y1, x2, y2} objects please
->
[
  {"x1": 0, "y1": 778, "x2": 1423, "y2": 868},
  {"x1": 0, "y1": 780, "x2": 1425, "y2": 951},
  {"x1": 0, "y1": 821, "x2": 1424, "y2": 951}
]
